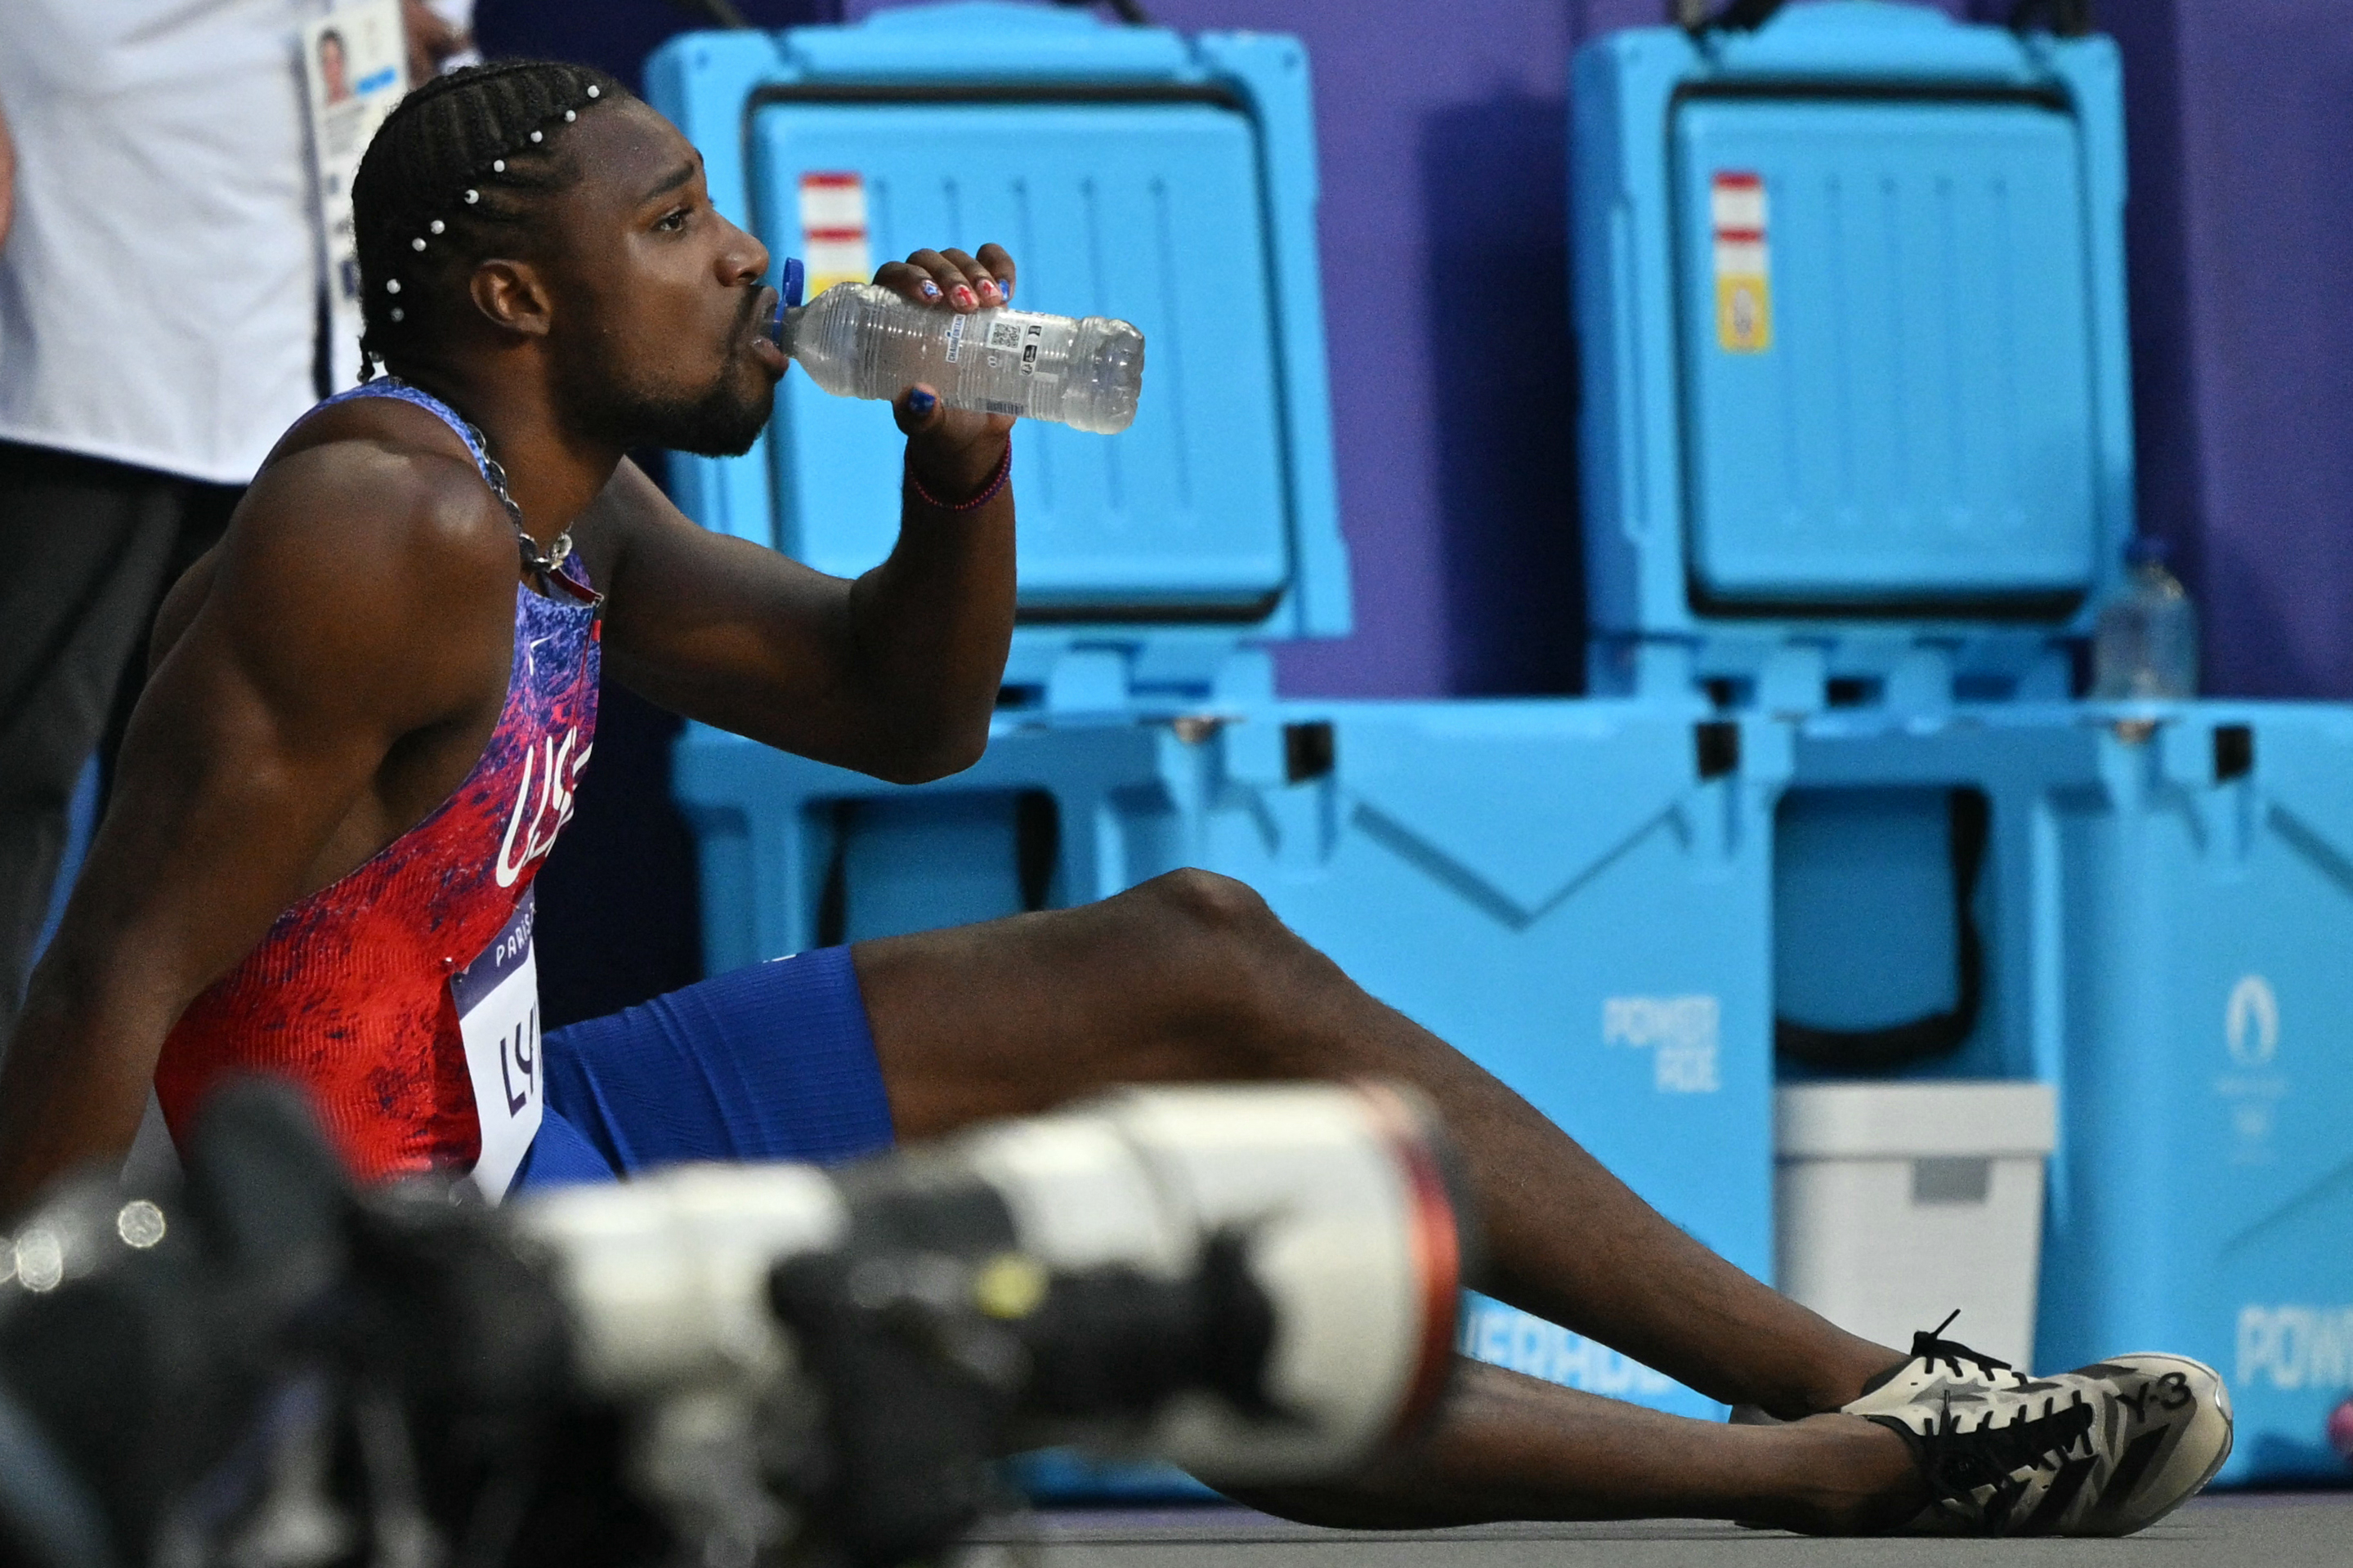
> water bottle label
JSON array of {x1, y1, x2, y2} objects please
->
[
  {"x1": 978, "y1": 313, "x2": 1052, "y2": 373},
  {"x1": 935, "y1": 310, "x2": 1058, "y2": 373},
  {"x1": 944, "y1": 312, "x2": 1047, "y2": 369},
  {"x1": 937, "y1": 310, "x2": 1068, "y2": 419}
]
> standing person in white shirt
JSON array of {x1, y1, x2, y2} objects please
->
[{"x1": 0, "y1": 1, "x2": 468, "y2": 1041}]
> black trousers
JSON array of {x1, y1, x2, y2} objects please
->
[{"x1": 0, "y1": 440, "x2": 241, "y2": 1039}]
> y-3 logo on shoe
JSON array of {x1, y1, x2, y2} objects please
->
[
  {"x1": 2116, "y1": 1371, "x2": 2194, "y2": 1420},
  {"x1": 495, "y1": 726, "x2": 593, "y2": 888}
]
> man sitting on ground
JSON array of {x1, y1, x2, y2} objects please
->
[{"x1": 0, "y1": 60, "x2": 2230, "y2": 1539}]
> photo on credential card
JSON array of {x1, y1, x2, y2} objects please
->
[
  {"x1": 301, "y1": 0, "x2": 408, "y2": 391},
  {"x1": 317, "y1": 26, "x2": 353, "y2": 103}
]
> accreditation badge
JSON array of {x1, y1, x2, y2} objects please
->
[{"x1": 301, "y1": 0, "x2": 408, "y2": 392}]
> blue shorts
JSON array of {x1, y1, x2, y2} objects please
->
[{"x1": 511, "y1": 946, "x2": 896, "y2": 1192}]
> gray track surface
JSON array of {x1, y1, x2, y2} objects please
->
[{"x1": 953, "y1": 1494, "x2": 2353, "y2": 1566}]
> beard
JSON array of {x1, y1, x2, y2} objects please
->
[{"x1": 554, "y1": 306, "x2": 776, "y2": 458}]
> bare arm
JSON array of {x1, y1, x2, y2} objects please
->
[
  {"x1": 1, "y1": 94, "x2": 16, "y2": 253},
  {"x1": 591, "y1": 246, "x2": 1019, "y2": 784},
  {"x1": 0, "y1": 442, "x2": 513, "y2": 1210},
  {"x1": 400, "y1": 0, "x2": 469, "y2": 84}
]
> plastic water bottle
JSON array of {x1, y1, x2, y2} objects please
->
[
  {"x1": 2091, "y1": 536, "x2": 2199, "y2": 699},
  {"x1": 767, "y1": 259, "x2": 1144, "y2": 435}
]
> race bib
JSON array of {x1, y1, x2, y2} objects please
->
[{"x1": 451, "y1": 887, "x2": 544, "y2": 1201}]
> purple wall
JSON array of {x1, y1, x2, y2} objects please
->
[
  {"x1": 1128, "y1": 0, "x2": 1584, "y2": 695},
  {"x1": 2106, "y1": 2, "x2": 2353, "y2": 699},
  {"x1": 1099, "y1": 0, "x2": 1601, "y2": 697}
]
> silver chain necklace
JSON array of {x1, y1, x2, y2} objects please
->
[
  {"x1": 379, "y1": 377, "x2": 572, "y2": 575},
  {"x1": 471, "y1": 440, "x2": 574, "y2": 577}
]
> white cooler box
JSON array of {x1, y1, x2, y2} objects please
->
[{"x1": 1777, "y1": 1082, "x2": 2059, "y2": 1369}]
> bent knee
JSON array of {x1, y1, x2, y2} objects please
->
[
  {"x1": 1111, "y1": 871, "x2": 1335, "y2": 1070},
  {"x1": 1132, "y1": 867, "x2": 1277, "y2": 939}
]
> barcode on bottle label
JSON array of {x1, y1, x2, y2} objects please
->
[
  {"x1": 988, "y1": 321, "x2": 1022, "y2": 350},
  {"x1": 986, "y1": 400, "x2": 1023, "y2": 415}
]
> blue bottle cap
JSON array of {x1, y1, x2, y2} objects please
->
[{"x1": 781, "y1": 257, "x2": 806, "y2": 310}]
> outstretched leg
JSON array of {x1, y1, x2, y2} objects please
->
[
  {"x1": 860, "y1": 869, "x2": 1894, "y2": 1421},
  {"x1": 855, "y1": 869, "x2": 1921, "y2": 1526},
  {"x1": 1231, "y1": 1362, "x2": 1918, "y2": 1534}
]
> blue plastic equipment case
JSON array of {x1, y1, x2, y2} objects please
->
[
  {"x1": 2042, "y1": 704, "x2": 2353, "y2": 1482},
  {"x1": 1572, "y1": 3, "x2": 2353, "y2": 1479},
  {"x1": 1572, "y1": 1, "x2": 2133, "y2": 708},
  {"x1": 649, "y1": 1, "x2": 1781, "y2": 1433},
  {"x1": 646, "y1": 0, "x2": 1348, "y2": 666},
  {"x1": 1778, "y1": 700, "x2": 2353, "y2": 1484}
]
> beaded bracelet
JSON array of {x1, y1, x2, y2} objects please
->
[{"x1": 905, "y1": 441, "x2": 1013, "y2": 513}]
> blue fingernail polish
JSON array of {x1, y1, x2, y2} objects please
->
[
  {"x1": 919, "y1": 280, "x2": 942, "y2": 298},
  {"x1": 909, "y1": 388, "x2": 937, "y2": 414}
]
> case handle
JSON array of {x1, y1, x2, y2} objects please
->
[
  {"x1": 1674, "y1": 2, "x2": 2094, "y2": 41},
  {"x1": 664, "y1": 0, "x2": 753, "y2": 29},
  {"x1": 1774, "y1": 789, "x2": 1991, "y2": 1074},
  {"x1": 2010, "y1": 0, "x2": 2096, "y2": 38},
  {"x1": 1671, "y1": 0, "x2": 1786, "y2": 35},
  {"x1": 1053, "y1": 0, "x2": 1156, "y2": 23}
]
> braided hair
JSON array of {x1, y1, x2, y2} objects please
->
[{"x1": 351, "y1": 60, "x2": 631, "y2": 383}]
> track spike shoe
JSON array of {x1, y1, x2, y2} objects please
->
[
  {"x1": 1845, "y1": 1310, "x2": 2031, "y2": 1409},
  {"x1": 1845, "y1": 1316, "x2": 2233, "y2": 1536}
]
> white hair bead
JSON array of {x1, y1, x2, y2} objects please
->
[
  {"x1": 493, "y1": 159, "x2": 506, "y2": 172},
  {"x1": 529, "y1": 130, "x2": 544, "y2": 144},
  {"x1": 429, "y1": 219, "x2": 445, "y2": 235},
  {"x1": 464, "y1": 189, "x2": 479, "y2": 203},
  {"x1": 390, "y1": 307, "x2": 405, "y2": 321},
  {"x1": 564, "y1": 109, "x2": 577, "y2": 123},
  {"x1": 586, "y1": 84, "x2": 600, "y2": 98},
  {"x1": 411, "y1": 237, "x2": 427, "y2": 251},
  {"x1": 386, "y1": 279, "x2": 401, "y2": 293}
]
